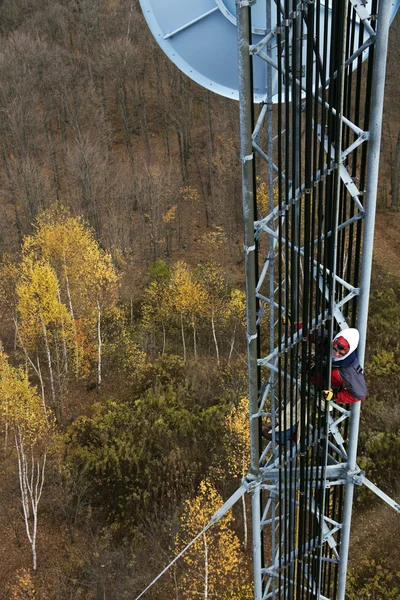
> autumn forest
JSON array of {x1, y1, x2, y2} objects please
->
[{"x1": 0, "y1": 1, "x2": 399, "y2": 599}]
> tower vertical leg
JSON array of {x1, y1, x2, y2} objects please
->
[
  {"x1": 337, "y1": 1, "x2": 393, "y2": 598},
  {"x1": 236, "y1": 1, "x2": 262, "y2": 597},
  {"x1": 252, "y1": 485, "x2": 263, "y2": 600}
]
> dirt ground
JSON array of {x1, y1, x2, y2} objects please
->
[
  {"x1": 373, "y1": 210, "x2": 400, "y2": 278},
  {"x1": 349, "y1": 208, "x2": 400, "y2": 573},
  {"x1": 350, "y1": 501, "x2": 400, "y2": 572}
]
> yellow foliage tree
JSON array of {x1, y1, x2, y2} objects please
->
[
  {"x1": 225, "y1": 398, "x2": 250, "y2": 547},
  {"x1": 16, "y1": 256, "x2": 75, "y2": 419},
  {"x1": 225, "y1": 289, "x2": 246, "y2": 364},
  {"x1": 257, "y1": 179, "x2": 279, "y2": 217},
  {"x1": 103, "y1": 305, "x2": 147, "y2": 389},
  {"x1": 196, "y1": 262, "x2": 227, "y2": 366},
  {"x1": 200, "y1": 225, "x2": 228, "y2": 253},
  {"x1": 24, "y1": 206, "x2": 116, "y2": 306},
  {"x1": 0, "y1": 349, "x2": 49, "y2": 441},
  {"x1": 176, "y1": 479, "x2": 252, "y2": 599},
  {"x1": 21, "y1": 206, "x2": 119, "y2": 389},
  {"x1": 0, "y1": 349, "x2": 53, "y2": 571},
  {"x1": 141, "y1": 279, "x2": 170, "y2": 356},
  {"x1": 167, "y1": 262, "x2": 206, "y2": 362},
  {"x1": 226, "y1": 398, "x2": 250, "y2": 481}
]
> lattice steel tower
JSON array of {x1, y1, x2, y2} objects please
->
[{"x1": 139, "y1": 1, "x2": 400, "y2": 598}]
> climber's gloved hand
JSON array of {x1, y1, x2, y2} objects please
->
[{"x1": 322, "y1": 389, "x2": 334, "y2": 402}]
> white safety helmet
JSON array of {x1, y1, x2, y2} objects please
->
[{"x1": 332, "y1": 328, "x2": 359, "y2": 361}]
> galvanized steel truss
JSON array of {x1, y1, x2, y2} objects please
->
[{"x1": 237, "y1": 0, "x2": 398, "y2": 598}]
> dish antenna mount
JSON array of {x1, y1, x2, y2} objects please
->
[{"x1": 139, "y1": 0, "x2": 399, "y2": 102}]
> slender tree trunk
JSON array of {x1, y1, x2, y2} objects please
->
[
  {"x1": 45, "y1": 114, "x2": 61, "y2": 201},
  {"x1": 15, "y1": 433, "x2": 46, "y2": 572},
  {"x1": 211, "y1": 307, "x2": 220, "y2": 366},
  {"x1": 36, "y1": 355, "x2": 47, "y2": 418},
  {"x1": 97, "y1": 301, "x2": 102, "y2": 390},
  {"x1": 203, "y1": 532, "x2": 208, "y2": 600},
  {"x1": 204, "y1": 90, "x2": 214, "y2": 226},
  {"x1": 39, "y1": 311, "x2": 57, "y2": 416},
  {"x1": 53, "y1": 330, "x2": 66, "y2": 408},
  {"x1": 136, "y1": 74, "x2": 152, "y2": 166},
  {"x1": 180, "y1": 312, "x2": 186, "y2": 363},
  {"x1": 16, "y1": 434, "x2": 30, "y2": 522},
  {"x1": 57, "y1": 288, "x2": 68, "y2": 375},
  {"x1": 193, "y1": 320, "x2": 197, "y2": 362},
  {"x1": 153, "y1": 52, "x2": 171, "y2": 161},
  {"x1": 4, "y1": 401, "x2": 8, "y2": 454},
  {"x1": 64, "y1": 263, "x2": 80, "y2": 371},
  {"x1": 228, "y1": 322, "x2": 237, "y2": 365},
  {"x1": 162, "y1": 320, "x2": 166, "y2": 357},
  {"x1": 2, "y1": 139, "x2": 23, "y2": 244},
  {"x1": 117, "y1": 80, "x2": 134, "y2": 171},
  {"x1": 192, "y1": 151, "x2": 211, "y2": 226}
]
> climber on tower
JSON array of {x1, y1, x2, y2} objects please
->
[{"x1": 322, "y1": 328, "x2": 367, "y2": 405}]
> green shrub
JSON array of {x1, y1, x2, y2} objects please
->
[
  {"x1": 368, "y1": 349, "x2": 399, "y2": 377},
  {"x1": 365, "y1": 431, "x2": 400, "y2": 492},
  {"x1": 63, "y1": 383, "x2": 230, "y2": 535},
  {"x1": 347, "y1": 559, "x2": 400, "y2": 599}
]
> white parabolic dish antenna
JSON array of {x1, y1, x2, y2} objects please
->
[{"x1": 139, "y1": 0, "x2": 399, "y2": 103}]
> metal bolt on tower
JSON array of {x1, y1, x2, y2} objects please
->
[{"x1": 138, "y1": 0, "x2": 400, "y2": 598}]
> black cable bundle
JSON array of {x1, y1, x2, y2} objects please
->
[{"x1": 254, "y1": 1, "x2": 377, "y2": 597}]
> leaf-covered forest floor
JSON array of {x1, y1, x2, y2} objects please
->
[{"x1": 374, "y1": 210, "x2": 400, "y2": 278}]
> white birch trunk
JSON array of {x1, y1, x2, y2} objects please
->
[
  {"x1": 64, "y1": 267, "x2": 75, "y2": 322},
  {"x1": 36, "y1": 354, "x2": 47, "y2": 418},
  {"x1": 16, "y1": 434, "x2": 30, "y2": 522},
  {"x1": 180, "y1": 312, "x2": 186, "y2": 363},
  {"x1": 97, "y1": 301, "x2": 102, "y2": 390},
  {"x1": 15, "y1": 432, "x2": 46, "y2": 572},
  {"x1": 203, "y1": 532, "x2": 208, "y2": 600},
  {"x1": 211, "y1": 307, "x2": 220, "y2": 366},
  {"x1": 228, "y1": 322, "x2": 237, "y2": 365},
  {"x1": 53, "y1": 328, "x2": 62, "y2": 387}
]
